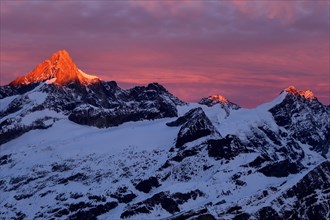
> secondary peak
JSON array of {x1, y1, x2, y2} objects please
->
[
  {"x1": 199, "y1": 94, "x2": 239, "y2": 107},
  {"x1": 208, "y1": 95, "x2": 229, "y2": 104},
  {"x1": 284, "y1": 86, "x2": 316, "y2": 100}
]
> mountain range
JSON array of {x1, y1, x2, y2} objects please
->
[{"x1": 0, "y1": 50, "x2": 329, "y2": 220}]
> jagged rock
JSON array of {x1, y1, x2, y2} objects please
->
[
  {"x1": 68, "y1": 98, "x2": 178, "y2": 128},
  {"x1": 135, "y1": 176, "x2": 161, "y2": 193},
  {"x1": 246, "y1": 126, "x2": 305, "y2": 163},
  {"x1": 0, "y1": 50, "x2": 184, "y2": 142},
  {"x1": 253, "y1": 161, "x2": 330, "y2": 219},
  {"x1": 233, "y1": 213, "x2": 250, "y2": 220},
  {"x1": 0, "y1": 117, "x2": 55, "y2": 145},
  {"x1": 258, "y1": 125, "x2": 282, "y2": 146},
  {"x1": 0, "y1": 154, "x2": 12, "y2": 166},
  {"x1": 110, "y1": 193, "x2": 136, "y2": 204},
  {"x1": 167, "y1": 107, "x2": 218, "y2": 147},
  {"x1": 108, "y1": 185, "x2": 136, "y2": 204},
  {"x1": 169, "y1": 208, "x2": 214, "y2": 220},
  {"x1": 207, "y1": 135, "x2": 250, "y2": 160},
  {"x1": 69, "y1": 202, "x2": 118, "y2": 220},
  {"x1": 269, "y1": 87, "x2": 330, "y2": 156},
  {"x1": 0, "y1": 83, "x2": 39, "y2": 99},
  {"x1": 256, "y1": 207, "x2": 281, "y2": 220},
  {"x1": 1, "y1": 51, "x2": 330, "y2": 220},
  {"x1": 258, "y1": 159, "x2": 303, "y2": 177},
  {"x1": 199, "y1": 95, "x2": 240, "y2": 117},
  {"x1": 247, "y1": 154, "x2": 271, "y2": 168},
  {"x1": 58, "y1": 173, "x2": 88, "y2": 185},
  {"x1": 166, "y1": 107, "x2": 204, "y2": 127},
  {"x1": 120, "y1": 190, "x2": 204, "y2": 218},
  {"x1": 171, "y1": 148, "x2": 199, "y2": 162}
]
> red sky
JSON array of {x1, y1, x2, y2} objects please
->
[{"x1": 1, "y1": 1, "x2": 329, "y2": 107}]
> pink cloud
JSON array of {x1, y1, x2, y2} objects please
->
[
  {"x1": 130, "y1": 0, "x2": 203, "y2": 17},
  {"x1": 1, "y1": 1, "x2": 328, "y2": 107},
  {"x1": 229, "y1": 1, "x2": 326, "y2": 25}
]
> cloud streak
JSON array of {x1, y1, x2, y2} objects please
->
[{"x1": 1, "y1": 1, "x2": 329, "y2": 107}]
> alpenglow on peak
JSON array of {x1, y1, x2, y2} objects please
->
[
  {"x1": 284, "y1": 86, "x2": 316, "y2": 100},
  {"x1": 10, "y1": 50, "x2": 100, "y2": 86}
]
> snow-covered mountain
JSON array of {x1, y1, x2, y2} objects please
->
[
  {"x1": 1, "y1": 50, "x2": 329, "y2": 220},
  {"x1": 0, "y1": 50, "x2": 183, "y2": 145}
]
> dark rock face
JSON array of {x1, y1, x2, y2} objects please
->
[
  {"x1": 108, "y1": 186, "x2": 137, "y2": 204},
  {"x1": 245, "y1": 126, "x2": 305, "y2": 165},
  {"x1": 69, "y1": 82, "x2": 182, "y2": 128},
  {"x1": 0, "y1": 117, "x2": 56, "y2": 145},
  {"x1": 0, "y1": 81, "x2": 184, "y2": 143},
  {"x1": 68, "y1": 201, "x2": 118, "y2": 220},
  {"x1": 110, "y1": 193, "x2": 136, "y2": 204},
  {"x1": 254, "y1": 161, "x2": 330, "y2": 219},
  {"x1": 45, "y1": 201, "x2": 118, "y2": 220},
  {"x1": 0, "y1": 154, "x2": 12, "y2": 166},
  {"x1": 135, "y1": 176, "x2": 161, "y2": 193},
  {"x1": 278, "y1": 161, "x2": 330, "y2": 219},
  {"x1": 58, "y1": 173, "x2": 88, "y2": 185},
  {"x1": 166, "y1": 107, "x2": 205, "y2": 127},
  {"x1": 269, "y1": 92, "x2": 330, "y2": 156},
  {"x1": 120, "y1": 190, "x2": 204, "y2": 218},
  {"x1": 256, "y1": 207, "x2": 281, "y2": 220},
  {"x1": 247, "y1": 154, "x2": 271, "y2": 168},
  {"x1": 171, "y1": 148, "x2": 199, "y2": 163},
  {"x1": 258, "y1": 159, "x2": 303, "y2": 177},
  {"x1": 233, "y1": 213, "x2": 250, "y2": 220},
  {"x1": 169, "y1": 208, "x2": 215, "y2": 220},
  {"x1": 207, "y1": 135, "x2": 250, "y2": 160},
  {"x1": 0, "y1": 83, "x2": 39, "y2": 99},
  {"x1": 167, "y1": 107, "x2": 218, "y2": 147}
]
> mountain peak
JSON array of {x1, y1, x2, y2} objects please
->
[
  {"x1": 10, "y1": 50, "x2": 99, "y2": 86},
  {"x1": 199, "y1": 95, "x2": 232, "y2": 106},
  {"x1": 199, "y1": 94, "x2": 240, "y2": 115},
  {"x1": 284, "y1": 86, "x2": 298, "y2": 94},
  {"x1": 49, "y1": 49, "x2": 72, "y2": 63},
  {"x1": 284, "y1": 86, "x2": 316, "y2": 100},
  {"x1": 208, "y1": 95, "x2": 229, "y2": 104}
]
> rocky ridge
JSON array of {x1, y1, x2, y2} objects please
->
[
  {"x1": 0, "y1": 50, "x2": 329, "y2": 219},
  {"x1": 0, "y1": 51, "x2": 184, "y2": 144}
]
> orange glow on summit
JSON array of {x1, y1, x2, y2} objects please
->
[
  {"x1": 208, "y1": 95, "x2": 229, "y2": 104},
  {"x1": 10, "y1": 50, "x2": 100, "y2": 86},
  {"x1": 285, "y1": 86, "x2": 316, "y2": 100}
]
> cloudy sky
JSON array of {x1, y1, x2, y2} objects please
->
[{"x1": 1, "y1": 1, "x2": 329, "y2": 107}]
